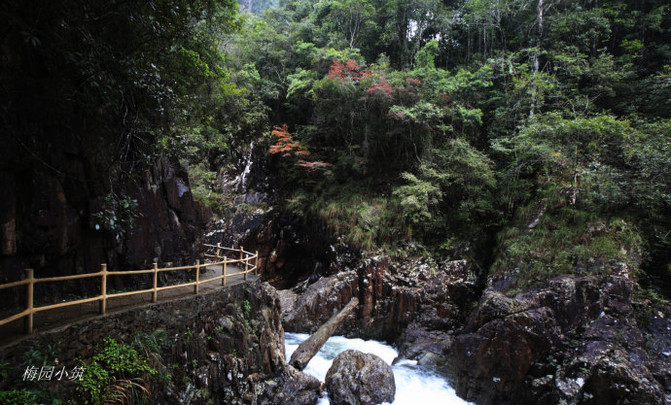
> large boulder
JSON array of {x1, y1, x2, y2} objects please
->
[{"x1": 325, "y1": 349, "x2": 395, "y2": 405}]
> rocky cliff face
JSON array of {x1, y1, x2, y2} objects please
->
[
  {"x1": 123, "y1": 158, "x2": 212, "y2": 268},
  {"x1": 450, "y1": 274, "x2": 671, "y2": 404},
  {"x1": 0, "y1": 152, "x2": 211, "y2": 307},
  {"x1": 0, "y1": 281, "x2": 320, "y2": 404}
]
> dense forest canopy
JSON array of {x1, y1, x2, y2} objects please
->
[
  {"x1": 222, "y1": 0, "x2": 671, "y2": 293},
  {"x1": 2, "y1": 0, "x2": 670, "y2": 294}
]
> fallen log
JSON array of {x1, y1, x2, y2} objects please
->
[{"x1": 289, "y1": 297, "x2": 359, "y2": 371}]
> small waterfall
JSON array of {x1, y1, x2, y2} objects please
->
[
  {"x1": 221, "y1": 141, "x2": 255, "y2": 193},
  {"x1": 285, "y1": 333, "x2": 472, "y2": 405},
  {"x1": 239, "y1": 141, "x2": 254, "y2": 192}
]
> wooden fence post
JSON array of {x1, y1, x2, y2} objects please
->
[
  {"x1": 195, "y1": 260, "x2": 200, "y2": 295},
  {"x1": 223, "y1": 259, "x2": 227, "y2": 286},
  {"x1": 152, "y1": 262, "x2": 158, "y2": 303},
  {"x1": 255, "y1": 250, "x2": 259, "y2": 276},
  {"x1": 244, "y1": 251, "x2": 249, "y2": 281},
  {"x1": 241, "y1": 247, "x2": 247, "y2": 281},
  {"x1": 100, "y1": 264, "x2": 107, "y2": 315},
  {"x1": 25, "y1": 268, "x2": 34, "y2": 334},
  {"x1": 216, "y1": 243, "x2": 221, "y2": 259}
]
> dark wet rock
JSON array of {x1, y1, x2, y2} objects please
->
[
  {"x1": 395, "y1": 259, "x2": 477, "y2": 361},
  {"x1": 278, "y1": 289, "x2": 299, "y2": 321},
  {"x1": 451, "y1": 275, "x2": 667, "y2": 405},
  {"x1": 396, "y1": 324, "x2": 454, "y2": 361},
  {"x1": 282, "y1": 271, "x2": 359, "y2": 334},
  {"x1": 417, "y1": 351, "x2": 447, "y2": 367},
  {"x1": 641, "y1": 314, "x2": 671, "y2": 404},
  {"x1": 123, "y1": 157, "x2": 212, "y2": 269},
  {"x1": 280, "y1": 256, "x2": 422, "y2": 340},
  {"x1": 325, "y1": 349, "x2": 395, "y2": 405},
  {"x1": 257, "y1": 365, "x2": 322, "y2": 405}
]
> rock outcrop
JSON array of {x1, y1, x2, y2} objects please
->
[
  {"x1": 396, "y1": 259, "x2": 478, "y2": 363},
  {"x1": 0, "y1": 281, "x2": 320, "y2": 404},
  {"x1": 281, "y1": 256, "x2": 478, "y2": 359},
  {"x1": 275, "y1": 239, "x2": 670, "y2": 405},
  {"x1": 282, "y1": 270, "x2": 360, "y2": 335},
  {"x1": 278, "y1": 248, "x2": 671, "y2": 405},
  {"x1": 451, "y1": 275, "x2": 668, "y2": 404},
  {"x1": 280, "y1": 257, "x2": 421, "y2": 340},
  {"x1": 122, "y1": 158, "x2": 212, "y2": 269},
  {"x1": 202, "y1": 143, "x2": 336, "y2": 289},
  {"x1": 325, "y1": 349, "x2": 395, "y2": 405}
]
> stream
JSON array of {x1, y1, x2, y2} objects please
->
[{"x1": 285, "y1": 333, "x2": 471, "y2": 405}]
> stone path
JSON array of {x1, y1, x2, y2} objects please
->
[{"x1": 0, "y1": 263, "x2": 258, "y2": 346}]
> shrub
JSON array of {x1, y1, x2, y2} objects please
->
[{"x1": 77, "y1": 337, "x2": 157, "y2": 405}]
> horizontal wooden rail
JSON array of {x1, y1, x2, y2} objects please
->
[
  {"x1": 0, "y1": 279, "x2": 30, "y2": 290},
  {"x1": 0, "y1": 309, "x2": 31, "y2": 327},
  {"x1": 0, "y1": 244, "x2": 259, "y2": 335},
  {"x1": 33, "y1": 272, "x2": 103, "y2": 284}
]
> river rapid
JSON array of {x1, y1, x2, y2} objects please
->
[{"x1": 285, "y1": 333, "x2": 472, "y2": 405}]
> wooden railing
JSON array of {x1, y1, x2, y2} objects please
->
[{"x1": 0, "y1": 244, "x2": 258, "y2": 334}]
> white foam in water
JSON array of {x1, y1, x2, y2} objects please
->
[{"x1": 285, "y1": 333, "x2": 472, "y2": 405}]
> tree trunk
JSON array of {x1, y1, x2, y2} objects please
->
[
  {"x1": 531, "y1": 0, "x2": 544, "y2": 118},
  {"x1": 534, "y1": 0, "x2": 544, "y2": 76},
  {"x1": 289, "y1": 297, "x2": 359, "y2": 370}
]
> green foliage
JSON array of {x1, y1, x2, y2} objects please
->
[
  {"x1": 632, "y1": 283, "x2": 671, "y2": 327},
  {"x1": 242, "y1": 299, "x2": 252, "y2": 319},
  {"x1": 184, "y1": 327, "x2": 193, "y2": 344},
  {"x1": 9, "y1": 0, "x2": 671, "y2": 297},
  {"x1": 0, "y1": 389, "x2": 38, "y2": 405},
  {"x1": 76, "y1": 337, "x2": 157, "y2": 405},
  {"x1": 22, "y1": 342, "x2": 61, "y2": 369},
  {"x1": 0, "y1": 385, "x2": 63, "y2": 404},
  {"x1": 287, "y1": 185, "x2": 409, "y2": 251},
  {"x1": 393, "y1": 172, "x2": 442, "y2": 225},
  {"x1": 493, "y1": 210, "x2": 644, "y2": 292},
  {"x1": 92, "y1": 193, "x2": 140, "y2": 241},
  {"x1": 155, "y1": 0, "x2": 671, "y2": 295},
  {"x1": 186, "y1": 162, "x2": 225, "y2": 216},
  {"x1": 415, "y1": 40, "x2": 439, "y2": 69},
  {"x1": 548, "y1": 8, "x2": 612, "y2": 57},
  {"x1": 168, "y1": 0, "x2": 671, "y2": 292}
]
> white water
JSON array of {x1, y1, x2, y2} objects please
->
[
  {"x1": 239, "y1": 141, "x2": 254, "y2": 191},
  {"x1": 285, "y1": 333, "x2": 472, "y2": 405}
]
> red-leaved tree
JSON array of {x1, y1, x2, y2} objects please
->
[
  {"x1": 269, "y1": 124, "x2": 309, "y2": 158},
  {"x1": 365, "y1": 77, "x2": 394, "y2": 99},
  {"x1": 269, "y1": 124, "x2": 332, "y2": 171},
  {"x1": 327, "y1": 58, "x2": 371, "y2": 83}
]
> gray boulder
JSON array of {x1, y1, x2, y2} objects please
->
[{"x1": 325, "y1": 349, "x2": 395, "y2": 405}]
